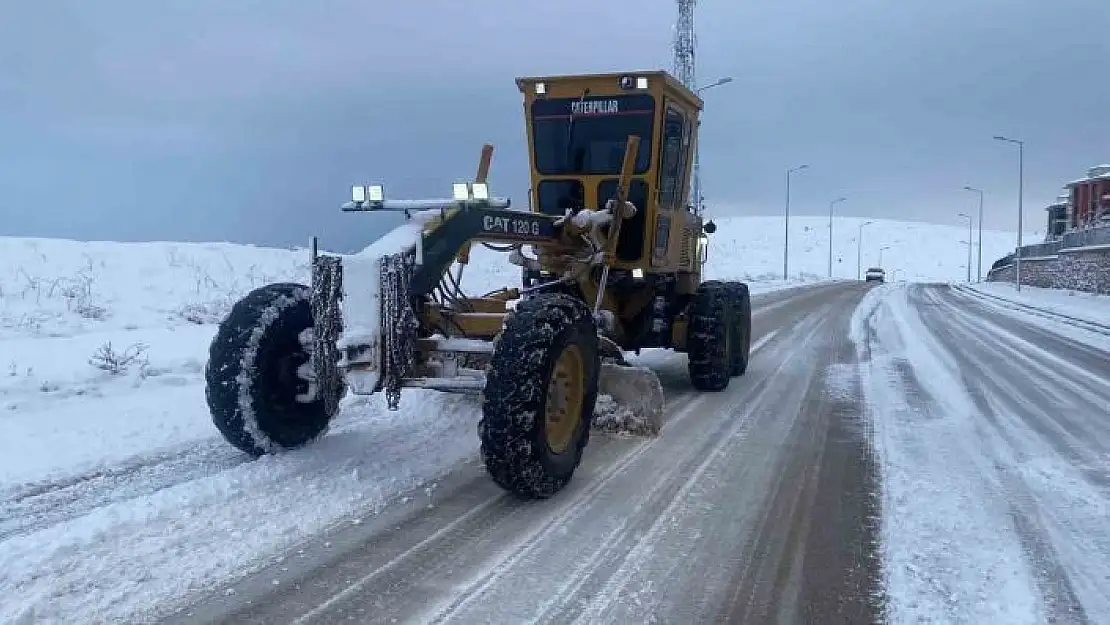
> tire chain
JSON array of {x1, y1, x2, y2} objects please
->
[
  {"x1": 310, "y1": 255, "x2": 345, "y2": 418},
  {"x1": 380, "y1": 251, "x2": 420, "y2": 410}
]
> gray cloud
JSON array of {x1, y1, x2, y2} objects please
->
[{"x1": 1, "y1": 0, "x2": 1107, "y2": 252}]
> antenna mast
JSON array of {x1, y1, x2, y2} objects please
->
[
  {"x1": 673, "y1": 0, "x2": 700, "y2": 213},
  {"x1": 673, "y1": 0, "x2": 697, "y2": 89}
]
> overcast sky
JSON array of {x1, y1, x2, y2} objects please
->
[{"x1": 2, "y1": 0, "x2": 1107, "y2": 252}]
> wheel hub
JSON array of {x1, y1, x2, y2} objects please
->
[{"x1": 545, "y1": 344, "x2": 585, "y2": 454}]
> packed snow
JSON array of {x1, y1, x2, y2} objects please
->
[
  {"x1": 853, "y1": 283, "x2": 1110, "y2": 624},
  {"x1": 0, "y1": 214, "x2": 1029, "y2": 622}
]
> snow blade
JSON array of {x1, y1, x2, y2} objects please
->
[{"x1": 593, "y1": 362, "x2": 665, "y2": 436}]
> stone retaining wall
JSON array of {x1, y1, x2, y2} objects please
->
[{"x1": 987, "y1": 245, "x2": 1110, "y2": 294}]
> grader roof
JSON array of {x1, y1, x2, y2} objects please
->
[{"x1": 514, "y1": 70, "x2": 704, "y2": 111}]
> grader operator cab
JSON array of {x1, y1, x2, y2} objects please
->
[{"x1": 204, "y1": 70, "x2": 752, "y2": 500}]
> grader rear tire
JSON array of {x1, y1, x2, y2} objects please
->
[
  {"x1": 723, "y1": 281, "x2": 752, "y2": 376},
  {"x1": 479, "y1": 292, "x2": 600, "y2": 499},
  {"x1": 687, "y1": 280, "x2": 733, "y2": 391}
]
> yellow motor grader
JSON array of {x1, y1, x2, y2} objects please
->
[{"x1": 204, "y1": 70, "x2": 751, "y2": 499}]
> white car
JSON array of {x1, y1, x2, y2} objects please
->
[{"x1": 864, "y1": 267, "x2": 885, "y2": 283}]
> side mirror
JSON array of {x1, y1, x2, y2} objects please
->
[{"x1": 703, "y1": 220, "x2": 717, "y2": 234}]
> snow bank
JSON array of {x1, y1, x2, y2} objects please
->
[
  {"x1": 0, "y1": 237, "x2": 311, "y2": 339},
  {"x1": 967, "y1": 282, "x2": 1110, "y2": 328}
]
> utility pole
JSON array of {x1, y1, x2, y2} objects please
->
[
  {"x1": 879, "y1": 245, "x2": 891, "y2": 266},
  {"x1": 958, "y1": 213, "x2": 973, "y2": 282},
  {"x1": 828, "y1": 196, "x2": 846, "y2": 279},
  {"x1": 964, "y1": 185, "x2": 985, "y2": 282},
  {"x1": 857, "y1": 220, "x2": 873, "y2": 280},
  {"x1": 784, "y1": 164, "x2": 809, "y2": 280},
  {"x1": 993, "y1": 135, "x2": 1024, "y2": 291},
  {"x1": 691, "y1": 77, "x2": 733, "y2": 214}
]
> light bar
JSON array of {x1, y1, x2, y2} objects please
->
[{"x1": 352, "y1": 184, "x2": 385, "y2": 204}]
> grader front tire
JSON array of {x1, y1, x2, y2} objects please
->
[
  {"x1": 479, "y1": 293, "x2": 600, "y2": 499},
  {"x1": 205, "y1": 283, "x2": 341, "y2": 456}
]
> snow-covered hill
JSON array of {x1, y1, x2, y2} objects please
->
[
  {"x1": 0, "y1": 216, "x2": 1022, "y2": 622},
  {"x1": 703, "y1": 215, "x2": 1026, "y2": 284},
  {"x1": 0, "y1": 215, "x2": 1022, "y2": 339}
]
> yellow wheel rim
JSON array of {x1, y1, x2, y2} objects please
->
[{"x1": 545, "y1": 344, "x2": 585, "y2": 454}]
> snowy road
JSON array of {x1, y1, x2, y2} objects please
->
[
  {"x1": 854, "y1": 283, "x2": 1110, "y2": 624},
  {"x1": 172, "y1": 281, "x2": 883, "y2": 625},
  {"x1": 9, "y1": 278, "x2": 1109, "y2": 624}
]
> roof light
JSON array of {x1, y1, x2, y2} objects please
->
[
  {"x1": 452, "y1": 183, "x2": 469, "y2": 201},
  {"x1": 471, "y1": 182, "x2": 489, "y2": 201},
  {"x1": 352, "y1": 185, "x2": 366, "y2": 203},
  {"x1": 535, "y1": 82, "x2": 546, "y2": 94},
  {"x1": 367, "y1": 184, "x2": 384, "y2": 202},
  {"x1": 632, "y1": 267, "x2": 644, "y2": 278},
  {"x1": 636, "y1": 76, "x2": 648, "y2": 89}
]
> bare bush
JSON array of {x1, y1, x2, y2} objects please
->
[
  {"x1": 175, "y1": 296, "x2": 236, "y2": 325},
  {"x1": 89, "y1": 341, "x2": 149, "y2": 375}
]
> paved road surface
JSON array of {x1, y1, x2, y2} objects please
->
[{"x1": 172, "y1": 282, "x2": 883, "y2": 625}]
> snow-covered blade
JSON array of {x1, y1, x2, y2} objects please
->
[{"x1": 593, "y1": 362, "x2": 665, "y2": 436}]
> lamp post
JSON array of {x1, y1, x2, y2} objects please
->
[
  {"x1": 857, "y1": 220, "x2": 873, "y2": 280},
  {"x1": 879, "y1": 245, "x2": 891, "y2": 266},
  {"x1": 690, "y1": 77, "x2": 734, "y2": 215},
  {"x1": 784, "y1": 164, "x2": 809, "y2": 280},
  {"x1": 993, "y1": 135, "x2": 1024, "y2": 291},
  {"x1": 963, "y1": 185, "x2": 985, "y2": 282},
  {"x1": 958, "y1": 213, "x2": 973, "y2": 282},
  {"x1": 829, "y1": 196, "x2": 847, "y2": 278}
]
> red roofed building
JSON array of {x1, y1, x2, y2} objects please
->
[{"x1": 1065, "y1": 165, "x2": 1110, "y2": 230}]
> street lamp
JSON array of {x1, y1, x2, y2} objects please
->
[
  {"x1": 690, "y1": 77, "x2": 734, "y2": 216},
  {"x1": 963, "y1": 185, "x2": 985, "y2": 282},
  {"x1": 879, "y1": 245, "x2": 891, "y2": 266},
  {"x1": 993, "y1": 135, "x2": 1024, "y2": 291},
  {"x1": 784, "y1": 164, "x2": 809, "y2": 280},
  {"x1": 958, "y1": 213, "x2": 973, "y2": 282},
  {"x1": 857, "y1": 220, "x2": 873, "y2": 280},
  {"x1": 695, "y1": 77, "x2": 734, "y2": 94},
  {"x1": 829, "y1": 196, "x2": 847, "y2": 278}
]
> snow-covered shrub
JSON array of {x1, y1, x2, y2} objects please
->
[{"x1": 88, "y1": 341, "x2": 149, "y2": 375}]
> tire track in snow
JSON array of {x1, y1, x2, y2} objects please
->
[
  {"x1": 176, "y1": 283, "x2": 867, "y2": 625},
  {"x1": 1, "y1": 287, "x2": 822, "y2": 563},
  {"x1": 0, "y1": 440, "x2": 245, "y2": 542},
  {"x1": 916, "y1": 285, "x2": 1109, "y2": 622},
  {"x1": 857, "y1": 284, "x2": 1050, "y2": 624}
]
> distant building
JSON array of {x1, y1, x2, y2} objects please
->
[
  {"x1": 1044, "y1": 193, "x2": 1069, "y2": 240},
  {"x1": 1064, "y1": 164, "x2": 1110, "y2": 230}
]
